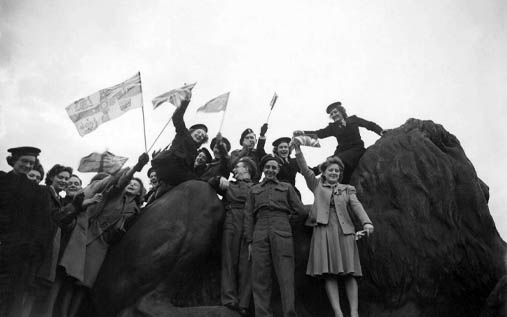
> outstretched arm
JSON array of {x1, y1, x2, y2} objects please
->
[
  {"x1": 354, "y1": 116, "x2": 383, "y2": 136},
  {"x1": 172, "y1": 99, "x2": 191, "y2": 134},
  {"x1": 292, "y1": 138, "x2": 319, "y2": 191}
]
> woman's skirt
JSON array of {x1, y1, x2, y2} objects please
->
[{"x1": 306, "y1": 206, "x2": 362, "y2": 277}]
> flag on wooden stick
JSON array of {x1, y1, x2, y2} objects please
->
[
  {"x1": 152, "y1": 82, "x2": 196, "y2": 109},
  {"x1": 270, "y1": 92, "x2": 278, "y2": 109},
  {"x1": 66, "y1": 72, "x2": 143, "y2": 136},
  {"x1": 197, "y1": 92, "x2": 230, "y2": 113},
  {"x1": 77, "y1": 151, "x2": 128, "y2": 174}
]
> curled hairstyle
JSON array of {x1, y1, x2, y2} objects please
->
[
  {"x1": 189, "y1": 128, "x2": 209, "y2": 145},
  {"x1": 334, "y1": 105, "x2": 348, "y2": 119},
  {"x1": 45, "y1": 164, "x2": 73, "y2": 186},
  {"x1": 319, "y1": 157, "x2": 344, "y2": 183}
]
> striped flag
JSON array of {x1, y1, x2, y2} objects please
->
[
  {"x1": 269, "y1": 92, "x2": 278, "y2": 109},
  {"x1": 196, "y1": 92, "x2": 230, "y2": 113},
  {"x1": 152, "y1": 82, "x2": 196, "y2": 109},
  {"x1": 65, "y1": 72, "x2": 143, "y2": 136}
]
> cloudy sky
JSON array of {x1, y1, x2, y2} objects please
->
[{"x1": 1, "y1": 0, "x2": 506, "y2": 238}]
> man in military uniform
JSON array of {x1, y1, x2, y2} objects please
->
[{"x1": 244, "y1": 155, "x2": 307, "y2": 317}]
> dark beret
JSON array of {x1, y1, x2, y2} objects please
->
[
  {"x1": 198, "y1": 147, "x2": 212, "y2": 162},
  {"x1": 239, "y1": 128, "x2": 255, "y2": 146},
  {"x1": 210, "y1": 136, "x2": 231, "y2": 152},
  {"x1": 189, "y1": 123, "x2": 208, "y2": 133},
  {"x1": 272, "y1": 137, "x2": 291, "y2": 148},
  {"x1": 326, "y1": 101, "x2": 342, "y2": 114},
  {"x1": 260, "y1": 154, "x2": 283, "y2": 169},
  {"x1": 7, "y1": 146, "x2": 41, "y2": 157}
]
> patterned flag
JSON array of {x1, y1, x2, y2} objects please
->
[
  {"x1": 77, "y1": 151, "x2": 128, "y2": 174},
  {"x1": 294, "y1": 134, "x2": 321, "y2": 147},
  {"x1": 66, "y1": 72, "x2": 143, "y2": 136},
  {"x1": 196, "y1": 92, "x2": 230, "y2": 113},
  {"x1": 269, "y1": 92, "x2": 278, "y2": 109},
  {"x1": 152, "y1": 82, "x2": 196, "y2": 109}
]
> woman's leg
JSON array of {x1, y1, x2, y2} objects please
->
[
  {"x1": 324, "y1": 277, "x2": 343, "y2": 317},
  {"x1": 344, "y1": 276, "x2": 359, "y2": 317}
]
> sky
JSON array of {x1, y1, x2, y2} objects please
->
[{"x1": 1, "y1": 0, "x2": 506, "y2": 239}]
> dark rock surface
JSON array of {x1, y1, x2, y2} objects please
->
[{"x1": 91, "y1": 118, "x2": 506, "y2": 317}]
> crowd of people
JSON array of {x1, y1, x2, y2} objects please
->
[{"x1": 0, "y1": 98, "x2": 384, "y2": 317}]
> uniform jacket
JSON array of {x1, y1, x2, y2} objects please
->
[
  {"x1": 243, "y1": 178, "x2": 306, "y2": 243},
  {"x1": 305, "y1": 115, "x2": 382, "y2": 161},
  {"x1": 295, "y1": 152, "x2": 372, "y2": 234}
]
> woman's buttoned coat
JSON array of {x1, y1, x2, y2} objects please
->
[{"x1": 296, "y1": 152, "x2": 371, "y2": 234}]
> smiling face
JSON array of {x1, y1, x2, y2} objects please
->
[
  {"x1": 191, "y1": 129, "x2": 207, "y2": 144},
  {"x1": 194, "y1": 151, "x2": 209, "y2": 167},
  {"x1": 276, "y1": 142, "x2": 290, "y2": 159},
  {"x1": 242, "y1": 133, "x2": 257, "y2": 149},
  {"x1": 328, "y1": 108, "x2": 344, "y2": 122},
  {"x1": 27, "y1": 170, "x2": 42, "y2": 184},
  {"x1": 13, "y1": 155, "x2": 36, "y2": 175},
  {"x1": 323, "y1": 163, "x2": 341, "y2": 184},
  {"x1": 66, "y1": 176, "x2": 82, "y2": 197},
  {"x1": 51, "y1": 171, "x2": 71, "y2": 192},
  {"x1": 233, "y1": 162, "x2": 249, "y2": 180},
  {"x1": 149, "y1": 171, "x2": 158, "y2": 187},
  {"x1": 125, "y1": 179, "x2": 142, "y2": 196},
  {"x1": 263, "y1": 160, "x2": 280, "y2": 180}
]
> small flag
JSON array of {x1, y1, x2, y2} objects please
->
[
  {"x1": 294, "y1": 134, "x2": 320, "y2": 148},
  {"x1": 152, "y1": 82, "x2": 196, "y2": 109},
  {"x1": 66, "y1": 72, "x2": 143, "y2": 136},
  {"x1": 196, "y1": 92, "x2": 230, "y2": 113},
  {"x1": 269, "y1": 92, "x2": 278, "y2": 110},
  {"x1": 77, "y1": 151, "x2": 128, "y2": 174}
]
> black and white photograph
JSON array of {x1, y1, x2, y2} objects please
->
[{"x1": 1, "y1": 1, "x2": 506, "y2": 316}]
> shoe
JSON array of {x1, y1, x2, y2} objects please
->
[{"x1": 238, "y1": 307, "x2": 248, "y2": 316}]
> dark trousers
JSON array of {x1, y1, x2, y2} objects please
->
[
  {"x1": 251, "y1": 212, "x2": 296, "y2": 317},
  {"x1": 221, "y1": 209, "x2": 252, "y2": 309}
]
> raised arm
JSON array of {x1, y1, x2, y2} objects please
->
[
  {"x1": 172, "y1": 99, "x2": 190, "y2": 134},
  {"x1": 300, "y1": 124, "x2": 333, "y2": 139},
  {"x1": 116, "y1": 153, "x2": 150, "y2": 190},
  {"x1": 292, "y1": 138, "x2": 319, "y2": 191}
]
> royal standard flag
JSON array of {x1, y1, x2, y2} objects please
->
[
  {"x1": 197, "y1": 92, "x2": 230, "y2": 113},
  {"x1": 66, "y1": 72, "x2": 143, "y2": 136},
  {"x1": 152, "y1": 82, "x2": 196, "y2": 109}
]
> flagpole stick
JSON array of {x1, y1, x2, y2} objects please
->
[
  {"x1": 218, "y1": 108, "x2": 228, "y2": 133},
  {"x1": 147, "y1": 117, "x2": 173, "y2": 153},
  {"x1": 265, "y1": 108, "x2": 274, "y2": 124},
  {"x1": 141, "y1": 106, "x2": 148, "y2": 152}
]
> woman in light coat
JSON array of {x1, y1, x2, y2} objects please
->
[{"x1": 292, "y1": 138, "x2": 374, "y2": 317}]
